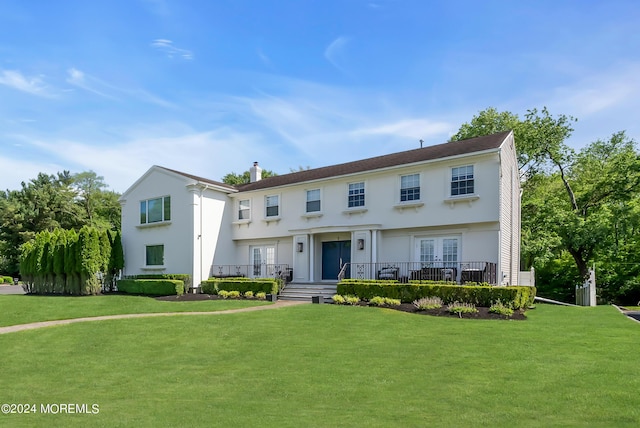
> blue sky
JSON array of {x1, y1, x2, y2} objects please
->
[{"x1": 1, "y1": 0, "x2": 639, "y2": 193}]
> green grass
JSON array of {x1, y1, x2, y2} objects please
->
[
  {"x1": 0, "y1": 304, "x2": 639, "y2": 427},
  {"x1": 0, "y1": 295, "x2": 271, "y2": 327}
]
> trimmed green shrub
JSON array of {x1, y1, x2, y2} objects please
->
[
  {"x1": 1, "y1": 276, "x2": 14, "y2": 284},
  {"x1": 130, "y1": 274, "x2": 192, "y2": 291},
  {"x1": 337, "y1": 280, "x2": 536, "y2": 309},
  {"x1": 200, "y1": 278, "x2": 279, "y2": 295},
  {"x1": 117, "y1": 279, "x2": 184, "y2": 296},
  {"x1": 255, "y1": 292, "x2": 266, "y2": 300},
  {"x1": 218, "y1": 290, "x2": 230, "y2": 299},
  {"x1": 244, "y1": 291, "x2": 254, "y2": 298}
]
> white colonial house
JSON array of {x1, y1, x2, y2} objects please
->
[{"x1": 119, "y1": 131, "x2": 521, "y2": 297}]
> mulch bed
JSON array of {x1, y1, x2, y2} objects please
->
[
  {"x1": 155, "y1": 294, "x2": 526, "y2": 320},
  {"x1": 380, "y1": 302, "x2": 527, "y2": 320}
]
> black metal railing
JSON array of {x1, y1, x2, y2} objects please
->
[
  {"x1": 342, "y1": 261, "x2": 498, "y2": 285},
  {"x1": 210, "y1": 264, "x2": 292, "y2": 283}
]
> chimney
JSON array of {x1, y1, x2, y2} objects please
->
[{"x1": 250, "y1": 161, "x2": 262, "y2": 183}]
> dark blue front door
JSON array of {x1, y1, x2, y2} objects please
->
[{"x1": 322, "y1": 240, "x2": 351, "y2": 280}]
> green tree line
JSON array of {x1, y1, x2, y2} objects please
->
[
  {"x1": 20, "y1": 226, "x2": 124, "y2": 295},
  {"x1": 0, "y1": 170, "x2": 120, "y2": 276},
  {"x1": 453, "y1": 107, "x2": 640, "y2": 304}
]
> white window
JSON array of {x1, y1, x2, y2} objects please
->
[
  {"x1": 306, "y1": 189, "x2": 321, "y2": 213},
  {"x1": 451, "y1": 165, "x2": 474, "y2": 196},
  {"x1": 400, "y1": 174, "x2": 420, "y2": 202},
  {"x1": 146, "y1": 244, "x2": 164, "y2": 266},
  {"x1": 238, "y1": 199, "x2": 250, "y2": 220},
  {"x1": 140, "y1": 196, "x2": 171, "y2": 224},
  {"x1": 265, "y1": 195, "x2": 279, "y2": 217},
  {"x1": 348, "y1": 182, "x2": 365, "y2": 208}
]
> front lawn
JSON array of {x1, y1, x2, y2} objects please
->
[
  {"x1": 0, "y1": 294, "x2": 271, "y2": 327},
  {"x1": 0, "y1": 304, "x2": 638, "y2": 427}
]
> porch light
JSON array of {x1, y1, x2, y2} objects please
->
[
  {"x1": 297, "y1": 242, "x2": 304, "y2": 252},
  {"x1": 357, "y1": 239, "x2": 365, "y2": 250}
]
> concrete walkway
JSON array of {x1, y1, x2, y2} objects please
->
[
  {"x1": 0, "y1": 284, "x2": 25, "y2": 295},
  {"x1": 0, "y1": 300, "x2": 307, "y2": 335}
]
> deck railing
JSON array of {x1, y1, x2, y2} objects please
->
[
  {"x1": 344, "y1": 261, "x2": 498, "y2": 285},
  {"x1": 210, "y1": 264, "x2": 292, "y2": 284}
]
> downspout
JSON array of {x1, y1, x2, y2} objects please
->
[{"x1": 199, "y1": 187, "x2": 203, "y2": 290}]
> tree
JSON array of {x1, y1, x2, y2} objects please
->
[
  {"x1": 221, "y1": 169, "x2": 277, "y2": 185},
  {"x1": 451, "y1": 106, "x2": 577, "y2": 179},
  {"x1": 453, "y1": 107, "x2": 640, "y2": 302},
  {"x1": 0, "y1": 170, "x2": 121, "y2": 277}
]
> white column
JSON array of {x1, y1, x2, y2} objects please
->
[{"x1": 309, "y1": 234, "x2": 315, "y2": 282}]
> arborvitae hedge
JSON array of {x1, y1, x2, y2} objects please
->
[
  {"x1": 337, "y1": 280, "x2": 536, "y2": 310},
  {"x1": 19, "y1": 227, "x2": 124, "y2": 295}
]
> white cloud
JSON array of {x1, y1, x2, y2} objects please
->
[
  {"x1": 550, "y1": 62, "x2": 640, "y2": 117},
  {"x1": 351, "y1": 119, "x2": 452, "y2": 140},
  {"x1": 0, "y1": 69, "x2": 53, "y2": 97},
  {"x1": 66, "y1": 67, "x2": 117, "y2": 99},
  {"x1": 151, "y1": 39, "x2": 194, "y2": 60},
  {"x1": 324, "y1": 36, "x2": 350, "y2": 74}
]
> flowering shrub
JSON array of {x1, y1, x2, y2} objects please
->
[
  {"x1": 447, "y1": 301, "x2": 478, "y2": 318},
  {"x1": 413, "y1": 296, "x2": 443, "y2": 310}
]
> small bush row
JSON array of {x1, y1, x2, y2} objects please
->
[
  {"x1": 337, "y1": 280, "x2": 535, "y2": 309},
  {"x1": 117, "y1": 279, "x2": 184, "y2": 296},
  {"x1": 1, "y1": 276, "x2": 14, "y2": 284},
  {"x1": 217, "y1": 290, "x2": 267, "y2": 300},
  {"x1": 200, "y1": 277, "x2": 280, "y2": 295}
]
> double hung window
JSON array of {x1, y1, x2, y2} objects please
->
[
  {"x1": 266, "y1": 195, "x2": 279, "y2": 217},
  {"x1": 306, "y1": 189, "x2": 321, "y2": 213},
  {"x1": 451, "y1": 166, "x2": 474, "y2": 196},
  {"x1": 400, "y1": 174, "x2": 420, "y2": 202},
  {"x1": 238, "y1": 199, "x2": 250, "y2": 220},
  {"x1": 348, "y1": 182, "x2": 365, "y2": 208}
]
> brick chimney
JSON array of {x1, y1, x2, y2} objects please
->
[{"x1": 249, "y1": 161, "x2": 262, "y2": 183}]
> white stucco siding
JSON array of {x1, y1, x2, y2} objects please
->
[
  {"x1": 120, "y1": 168, "x2": 196, "y2": 278},
  {"x1": 197, "y1": 188, "x2": 233, "y2": 285},
  {"x1": 229, "y1": 152, "x2": 501, "y2": 241},
  {"x1": 377, "y1": 224, "x2": 499, "y2": 264}
]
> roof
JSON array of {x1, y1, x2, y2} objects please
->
[
  {"x1": 157, "y1": 166, "x2": 237, "y2": 191},
  {"x1": 236, "y1": 131, "x2": 512, "y2": 192}
]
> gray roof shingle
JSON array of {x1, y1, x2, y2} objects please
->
[{"x1": 236, "y1": 131, "x2": 511, "y2": 192}]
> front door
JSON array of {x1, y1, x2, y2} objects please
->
[{"x1": 322, "y1": 240, "x2": 351, "y2": 280}]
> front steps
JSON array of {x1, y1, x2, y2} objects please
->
[{"x1": 278, "y1": 282, "x2": 337, "y2": 302}]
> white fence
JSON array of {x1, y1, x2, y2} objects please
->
[{"x1": 576, "y1": 268, "x2": 596, "y2": 306}]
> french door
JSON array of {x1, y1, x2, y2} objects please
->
[
  {"x1": 416, "y1": 237, "x2": 459, "y2": 268},
  {"x1": 250, "y1": 245, "x2": 275, "y2": 278}
]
